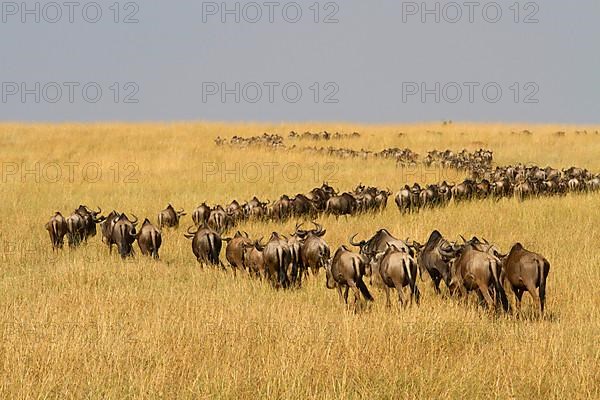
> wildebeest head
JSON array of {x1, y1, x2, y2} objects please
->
[{"x1": 294, "y1": 221, "x2": 326, "y2": 239}]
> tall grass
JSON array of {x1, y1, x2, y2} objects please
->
[{"x1": 0, "y1": 122, "x2": 599, "y2": 399}]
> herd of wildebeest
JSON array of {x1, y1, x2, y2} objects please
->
[
  {"x1": 215, "y1": 132, "x2": 493, "y2": 169},
  {"x1": 42, "y1": 134, "x2": 600, "y2": 316},
  {"x1": 44, "y1": 204, "x2": 549, "y2": 316}
]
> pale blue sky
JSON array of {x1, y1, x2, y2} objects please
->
[{"x1": 0, "y1": 0, "x2": 598, "y2": 123}]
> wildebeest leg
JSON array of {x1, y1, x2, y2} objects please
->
[
  {"x1": 524, "y1": 281, "x2": 541, "y2": 318},
  {"x1": 430, "y1": 271, "x2": 442, "y2": 294},
  {"x1": 348, "y1": 283, "x2": 361, "y2": 312},
  {"x1": 343, "y1": 286, "x2": 350, "y2": 304},
  {"x1": 478, "y1": 282, "x2": 495, "y2": 309},
  {"x1": 395, "y1": 283, "x2": 406, "y2": 309},
  {"x1": 383, "y1": 284, "x2": 391, "y2": 308},
  {"x1": 336, "y1": 285, "x2": 344, "y2": 303}
]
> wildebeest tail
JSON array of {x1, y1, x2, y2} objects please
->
[
  {"x1": 405, "y1": 258, "x2": 420, "y2": 304},
  {"x1": 353, "y1": 258, "x2": 373, "y2": 301},
  {"x1": 52, "y1": 220, "x2": 59, "y2": 247},
  {"x1": 151, "y1": 230, "x2": 158, "y2": 259},
  {"x1": 538, "y1": 258, "x2": 549, "y2": 314},
  {"x1": 489, "y1": 259, "x2": 509, "y2": 311},
  {"x1": 207, "y1": 233, "x2": 216, "y2": 264},
  {"x1": 276, "y1": 247, "x2": 287, "y2": 288}
]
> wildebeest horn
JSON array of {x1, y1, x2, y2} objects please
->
[
  {"x1": 482, "y1": 238, "x2": 489, "y2": 244},
  {"x1": 349, "y1": 233, "x2": 364, "y2": 247},
  {"x1": 459, "y1": 234, "x2": 467, "y2": 243},
  {"x1": 311, "y1": 221, "x2": 322, "y2": 234},
  {"x1": 186, "y1": 225, "x2": 198, "y2": 235},
  {"x1": 96, "y1": 206, "x2": 102, "y2": 214},
  {"x1": 130, "y1": 214, "x2": 138, "y2": 225}
]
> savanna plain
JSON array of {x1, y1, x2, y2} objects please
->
[{"x1": 0, "y1": 122, "x2": 599, "y2": 399}]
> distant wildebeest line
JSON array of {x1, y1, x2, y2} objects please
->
[
  {"x1": 395, "y1": 164, "x2": 600, "y2": 212},
  {"x1": 215, "y1": 132, "x2": 492, "y2": 170}
]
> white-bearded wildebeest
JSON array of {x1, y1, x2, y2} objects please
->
[
  {"x1": 325, "y1": 192, "x2": 358, "y2": 218},
  {"x1": 101, "y1": 210, "x2": 121, "y2": 246},
  {"x1": 395, "y1": 185, "x2": 413, "y2": 213},
  {"x1": 262, "y1": 232, "x2": 292, "y2": 288},
  {"x1": 350, "y1": 229, "x2": 416, "y2": 288},
  {"x1": 74, "y1": 205, "x2": 105, "y2": 242},
  {"x1": 109, "y1": 213, "x2": 139, "y2": 259},
  {"x1": 295, "y1": 221, "x2": 330, "y2": 277},
  {"x1": 223, "y1": 231, "x2": 252, "y2": 276},
  {"x1": 241, "y1": 238, "x2": 265, "y2": 279},
  {"x1": 158, "y1": 204, "x2": 186, "y2": 229},
  {"x1": 207, "y1": 205, "x2": 233, "y2": 234},
  {"x1": 448, "y1": 243, "x2": 509, "y2": 312},
  {"x1": 325, "y1": 245, "x2": 373, "y2": 309},
  {"x1": 500, "y1": 243, "x2": 550, "y2": 316},
  {"x1": 184, "y1": 225, "x2": 222, "y2": 266},
  {"x1": 287, "y1": 227, "x2": 304, "y2": 286},
  {"x1": 369, "y1": 243, "x2": 420, "y2": 308},
  {"x1": 136, "y1": 219, "x2": 162, "y2": 259},
  {"x1": 65, "y1": 212, "x2": 86, "y2": 247},
  {"x1": 417, "y1": 230, "x2": 457, "y2": 294},
  {"x1": 192, "y1": 203, "x2": 212, "y2": 227},
  {"x1": 45, "y1": 212, "x2": 68, "y2": 250},
  {"x1": 243, "y1": 196, "x2": 268, "y2": 220}
]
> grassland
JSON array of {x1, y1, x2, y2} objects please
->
[{"x1": 0, "y1": 122, "x2": 599, "y2": 399}]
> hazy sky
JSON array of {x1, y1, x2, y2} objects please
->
[{"x1": 0, "y1": 0, "x2": 598, "y2": 123}]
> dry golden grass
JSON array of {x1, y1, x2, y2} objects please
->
[{"x1": 1, "y1": 122, "x2": 599, "y2": 399}]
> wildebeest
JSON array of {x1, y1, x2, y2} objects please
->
[
  {"x1": 325, "y1": 245, "x2": 373, "y2": 307},
  {"x1": 65, "y1": 212, "x2": 86, "y2": 247},
  {"x1": 109, "y1": 213, "x2": 139, "y2": 259},
  {"x1": 223, "y1": 231, "x2": 252, "y2": 276},
  {"x1": 291, "y1": 194, "x2": 318, "y2": 218},
  {"x1": 369, "y1": 243, "x2": 420, "y2": 307},
  {"x1": 262, "y1": 232, "x2": 292, "y2": 288},
  {"x1": 136, "y1": 219, "x2": 162, "y2": 259},
  {"x1": 448, "y1": 243, "x2": 509, "y2": 311},
  {"x1": 296, "y1": 222, "x2": 330, "y2": 276},
  {"x1": 207, "y1": 205, "x2": 233, "y2": 234},
  {"x1": 395, "y1": 185, "x2": 413, "y2": 213},
  {"x1": 74, "y1": 205, "x2": 105, "y2": 241},
  {"x1": 325, "y1": 192, "x2": 358, "y2": 217},
  {"x1": 184, "y1": 225, "x2": 222, "y2": 266},
  {"x1": 287, "y1": 228, "x2": 304, "y2": 285},
  {"x1": 158, "y1": 204, "x2": 186, "y2": 229},
  {"x1": 271, "y1": 195, "x2": 293, "y2": 221},
  {"x1": 101, "y1": 210, "x2": 121, "y2": 245},
  {"x1": 417, "y1": 230, "x2": 457, "y2": 294},
  {"x1": 226, "y1": 200, "x2": 245, "y2": 223},
  {"x1": 45, "y1": 212, "x2": 67, "y2": 250},
  {"x1": 349, "y1": 229, "x2": 413, "y2": 259},
  {"x1": 500, "y1": 243, "x2": 550, "y2": 315},
  {"x1": 192, "y1": 203, "x2": 211, "y2": 227},
  {"x1": 242, "y1": 238, "x2": 265, "y2": 279}
]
